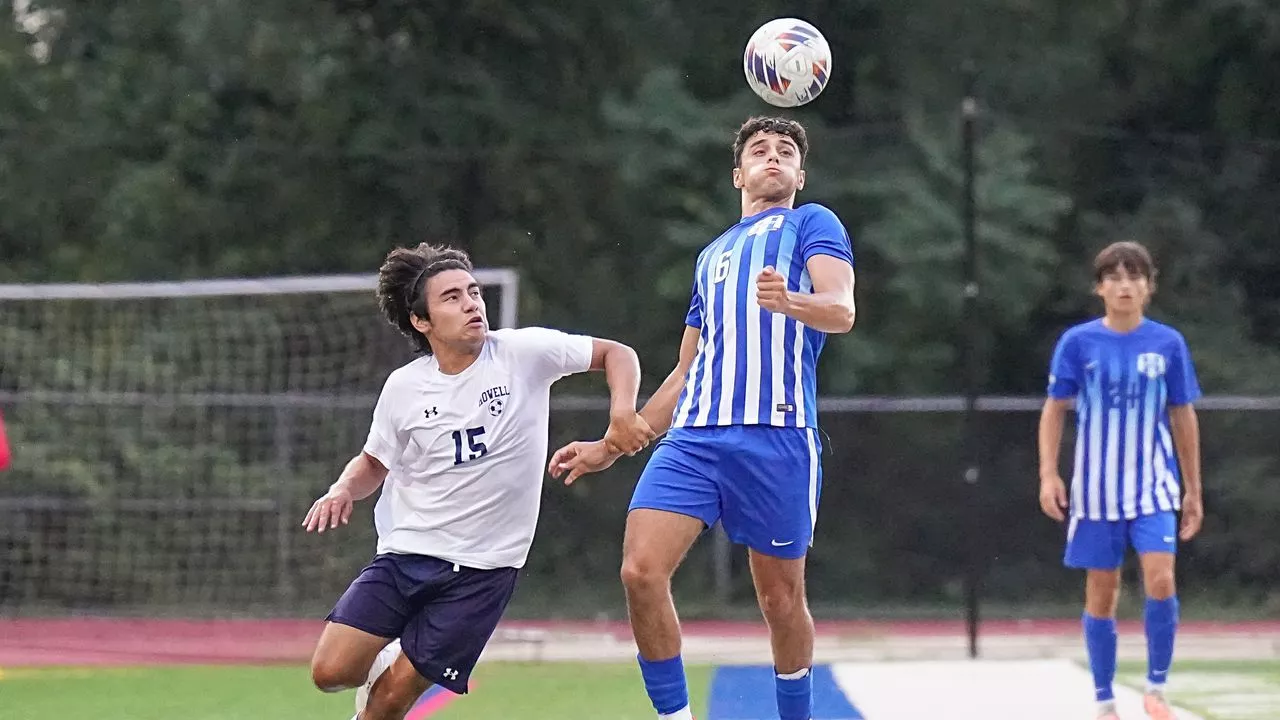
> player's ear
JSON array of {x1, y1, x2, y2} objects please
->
[
  {"x1": 410, "y1": 312, "x2": 431, "y2": 336},
  {"x1": 796, "y1": 168, "x2": 806, "y2": 192},
  {"x1": 732, "y1": 167, "x2": 743, "y2": 189}
]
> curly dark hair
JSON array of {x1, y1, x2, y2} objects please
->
[
  {"x1": 732, "y1": 116, "x2": 809, "y2": 167},
  {"x1": 376, "y1": 242, "x2": 474, "y2": 354}
]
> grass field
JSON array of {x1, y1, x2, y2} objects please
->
[
  {"x1": 1118, "y1": 660, "x2": 1280, "y2": 720},
  {"x1": 4, "y1": 659, "x2": 1278, "y2": 719},
  {"x1": 0, "y1": 662, "x2": 714, "y2": 720}
]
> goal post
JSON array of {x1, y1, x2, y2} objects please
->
[{"x1": 0, "y1": 269, "x2": 521, "y2": 330}]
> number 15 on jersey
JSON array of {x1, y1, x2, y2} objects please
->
[{"x1": 452, "y1": 426, "x2": 488, "y2": 465}]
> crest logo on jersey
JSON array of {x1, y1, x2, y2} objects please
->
[
  {"x1": 748, "y1": 214, "x2": 784, "y2": 236},
  {"x1": 1136, "y1": 353, "x2": 1167, "y2": 379},
  {"x1": 479, "y1": 385, "x2": 510, "y2": 417}
]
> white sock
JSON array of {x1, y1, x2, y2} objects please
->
[
  {"x1": 1146, "y1": 679, "x2": 1167, "y2": 695},
  {"x1": 658, "y1": 707, "x2": 694, "y2": 720},
  {"x1": 356, "y1": 639, "x2": 402, "y2": 713}
]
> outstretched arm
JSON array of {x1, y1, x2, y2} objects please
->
[
  {"x1": 549, "y1": 325, "x2": 700, "y2": 484},
  {"x1": 588, "y1": 338, "x2": 654, "y2": 454},
  {"x1": 637, "y1": 326, "x2": 701, "y2": 437},
  {"x1": 302, "y1": 452, "x2": 389, "y2": 533}
]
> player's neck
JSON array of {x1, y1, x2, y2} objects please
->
[
  {"x1": 1102, "y1": 311, "x2": 1144, "y2": 334},
  {"x1": 740, "y1": 194, "x2": 794, "y2": 218},
  {"x1": 431, "y1": 343, "x2": 483, "y2": 375}
]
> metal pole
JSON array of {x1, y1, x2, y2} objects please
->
[
  {"x1": 961, "y1": 62, "x2": 982, "y2": 660},
  {"x1": 275, "y1": 405, "x2": 295, "y2": 605}
]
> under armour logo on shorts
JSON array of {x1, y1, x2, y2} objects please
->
[{"x1": 442, "y1": 668, "x2": 459, "y2": 680}]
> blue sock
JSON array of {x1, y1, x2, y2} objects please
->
[
  {"x1": 1145, "y1": 596, "x2": 1179, "y2": 686},
  {"x1": 637, "y1": 654, "x2": 689, "y2": 715},
  {"x1": 775, "y1": 667, "x2": 813, "y2": 720},
  {"x1": 1083, "y1": 613, "x2": 1118, "y2": 702}
]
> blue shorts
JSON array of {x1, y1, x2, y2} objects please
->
[
  {"x1": 325, "y1": 553, "x2": 518, "y2": 694},
  {"x1": 1064, "y1": 512, "x2": 1178, "y2": 570},
  {"x1": 628, "y1": 425, "x2": 823, "y2": 559}
]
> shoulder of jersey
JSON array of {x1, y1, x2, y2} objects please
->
[
  {"x1": 795, "y1": 201, "x2": 835, "y2": 216},
  {"x1": 1144, "y1": 319, "x2": 1187, "y2": 345},
  {"x1": 1063, "y1": 318, "x2": 1103, "y2": 341},
  {"x1": 794, "y1": 202, "x2": 839, "y2": 222},
  {"x1": 386, "y1": 354, "x2": 435, "y2": 385},
  {"x1": 485, "y1": 326, "x2": 551, "y2": 354}
]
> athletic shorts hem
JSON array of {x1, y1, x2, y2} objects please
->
[
  {"x1": 404, "y1": 656, "x2": 470, "y2": 695},
  {"x1": 740, "y1": 538, "x2": 809, "y2": 560},
  {"x1": 1063, "y1": 557, "x2": 1125, "y2": 571},
  {"x1": 625, "y1": 502, "x2": 713, "y2": 529},
  {"x1": 324, "y1": 613, "x2": 398, "y2": 640}
]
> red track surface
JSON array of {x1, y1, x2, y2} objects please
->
[{"x1": 2, "y1": 618, "x2": 1277, "y2": 668}]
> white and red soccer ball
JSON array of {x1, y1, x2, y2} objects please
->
[{"x1": 743, "y1": 18, "x2": 832, "y2": 108}]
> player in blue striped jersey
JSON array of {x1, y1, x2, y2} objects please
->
[
  {"x1": 1038, "y1": 241, "x2": 1203, "y2": 720},
  {"x1": 550, "y1": 116, "x2": 856, "y2": 720}
]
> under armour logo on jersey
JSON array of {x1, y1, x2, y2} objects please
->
[
  {"x1": 424, "y1": 407, "x2": 439, "y2": 419},
  {"x1": 442, "y1": 668, "x2": 459, "y2": 680},
  {"x1": 748, "y1": 214, "x2": 784, "y2": 235},
  {"x1": 1137, "y1": 352, "x2": 1167, "y2": 378}
]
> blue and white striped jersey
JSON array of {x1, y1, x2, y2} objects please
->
[
  {"x1": 1047, "y1": 319, "x2": 1202, "y2": 521},
  {"x1": 672, "y1": 203, "x2": 854, "y2": 430}
]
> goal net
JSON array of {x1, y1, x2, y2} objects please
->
[{"x1": 0, "y1": 270, "x2": 519, "y2": 616}]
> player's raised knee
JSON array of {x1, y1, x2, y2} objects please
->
[
  {"x1": 310, "y1": 655, "x2": 362, "y2": 693},
  {"x1": 620, "y1": 555, "x2": 668, "y2": 594}
]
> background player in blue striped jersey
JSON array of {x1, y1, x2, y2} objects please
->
[
  {"x1": 1038, "y1": 241, "x2": 1203, "y2": 720},
  {"x1": 550, "y1": 116, "x2": 856, "y2": 720}
]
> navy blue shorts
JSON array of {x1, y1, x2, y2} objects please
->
[
  {"x1": 325, "y1": 553, "x2": 518, "y2": 694},
  {"x1": 628, "y1": 425, "x2": 823, "y2": 559}
]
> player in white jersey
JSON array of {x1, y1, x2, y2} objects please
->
[
  {"x1": 549, "y1": 116, "x2": 856, "y2": 720},
  {"x1": 303, "y1": 243, "x2": 654, "y2": 720},
  {"x1": 1039, "y1": 241, "x2": 1203, "y2": 720}
]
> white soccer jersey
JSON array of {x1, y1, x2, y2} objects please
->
[{"x1": 362, "y1": 327, "x2": 593, "y2": 569}]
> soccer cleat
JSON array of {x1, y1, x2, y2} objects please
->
[
  {"x1": 356, "y1": 639, "x2": 402, "y2": 714},
  {"x1": 1143, "y1": 689, "x2": 1176, "y2": 720}
]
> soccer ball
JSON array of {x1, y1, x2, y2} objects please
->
[{"x1": 743, "y1": 18, "x2": 832, "y2": 108}]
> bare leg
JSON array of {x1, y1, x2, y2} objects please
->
[
  {"x1": 619, "y1": 508, "x2": 705, "y2": 661},
  {"x1": 747, "y1": 550, "x2": 813, "y2": 674},
  {"x1": 310, "y1": 622, "x2": 393, "y2": 692},
  {"x1": 1085, "y1": 568, "x2": 1122, "y2": 617},
  {"x1": 1139, "y1": 552, "x2": 1176, "y2": 600},
  {"x1": 361, "y1": 653, "x2": 431, "y2": 720},
  {"x1": 748, "y1": 550, "x2": 815, "y2": 720}
]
